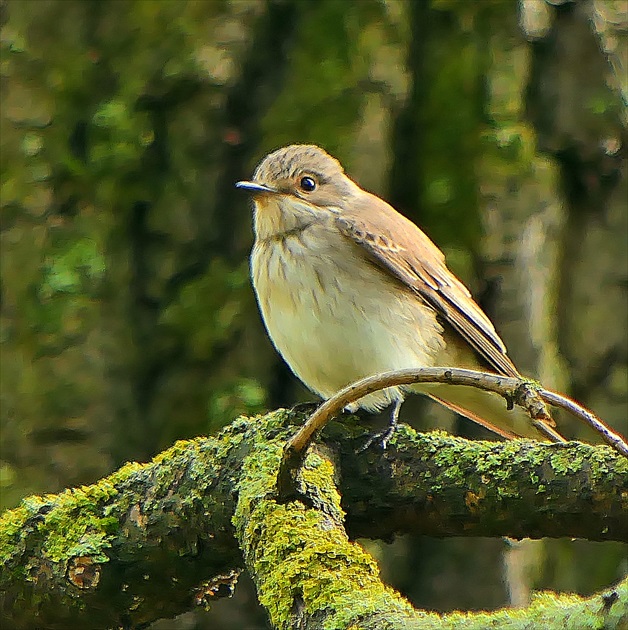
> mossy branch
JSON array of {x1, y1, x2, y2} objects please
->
[
  {"x1": 332, "y1": 423, "x2": 628, "y2": 541},
  {"x1": 236, "y1": 429, "x2": 628, "y2": 629},
  {"x1": 1, "y1": 411, "x2": 626, "y2": 629}
]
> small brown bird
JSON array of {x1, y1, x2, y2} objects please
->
[{"x1": 237, "y1": 144, "x2": 563, "y2": 441}]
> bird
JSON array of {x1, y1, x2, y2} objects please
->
[{"x1": 237, "y1": 144, "x2": 564, "y2": 442}]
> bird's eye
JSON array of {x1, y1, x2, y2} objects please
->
[{"x1": 299, "y1": 176, "x2": 316, "y2": 192}]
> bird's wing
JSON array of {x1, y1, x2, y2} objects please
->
[{"x1": 336, "y1": 190, "x2": 520, "y2": 378}]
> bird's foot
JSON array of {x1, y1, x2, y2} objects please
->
[
  {"x1": 356, "y1": 398, "x2": 403, "y2": 452},
  {"x1": 357, "y1": 424, "x2": 398, "y2": 452}
]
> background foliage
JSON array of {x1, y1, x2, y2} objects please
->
[{"x1": 1, "y1": 0, "x2": 626, "y2": 627}]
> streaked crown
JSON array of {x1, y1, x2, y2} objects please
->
[{"x1": 253, "y1": 144, "x2": 345, "y2": 185}]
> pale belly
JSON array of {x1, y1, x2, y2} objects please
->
[{"x1": 251, "y1": 224, "x2": 445, "y2": 410}]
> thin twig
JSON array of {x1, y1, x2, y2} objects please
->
[
  {"x1": 540, "y1": 388, "x2": 628, "y2": 457},
  {"x1": 276, "y1": 367, "x2": 628, "y2": 499}
]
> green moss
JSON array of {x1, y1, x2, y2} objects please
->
[
  {"x1": 106, "y1": 460, "x2": 147, "y2": 485},
  {"x1": 151, "y1": 437, "x2": 203, "y2": 466},
  {"x1": 586, "y1": 445, "x2": 628, "y2": 482},
  {"x1": 33, "y1": 489, "x2": 116, "y2": 564},
  {"x1": 549, "y1": 447, "x2": 586, "y2": 476},
  {"x1": 234, "y1": 433, "x2": 416, "y2": 629},
  {"x1": 0, "y1": 505, "x2": 32, "y2": 564},
  {"x1": 0, "y1": 456, "x2": 152, "y2": 570},
  {"x1": 544, "y1": 441, "x2": 627, "y2": 485}
]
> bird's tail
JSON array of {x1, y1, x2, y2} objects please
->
[{"x1": 410, "y1": 382, "x2": 565, "y2": 441}]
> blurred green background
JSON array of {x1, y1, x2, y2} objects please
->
[{"x1": 1, "y1": 0, "x2": 626, "y2": 628}]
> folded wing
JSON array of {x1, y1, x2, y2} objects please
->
[{"x1": 336, "y1": 190, "x2": 520, "y2": 378}]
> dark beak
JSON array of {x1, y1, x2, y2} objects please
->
[{"x1": 235, "y1": 181, "x2": 277, "y2": 194}]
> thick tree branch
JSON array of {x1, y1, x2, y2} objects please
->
[
  {"x1": 236, "y1": 433, "x2": 628, "y2": 629},
  {"x1": 0, "y1": 425, "x2": 254, "y2": 630},
  {"x1": 1, "y1": 411, "x2": 626, "y2": 629},
  {"x1": 332, "y1": 424, "x2": 627, "y2": 541}
]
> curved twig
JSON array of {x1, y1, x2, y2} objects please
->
[
  {"x1": 539, "y1": 388, "x2": 628, "y2": 457},
  {"x1": 276, "y1": 367, "x2": 628, "y2": 498}
]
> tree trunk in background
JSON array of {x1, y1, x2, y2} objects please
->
[
  {"x1": 521, "y1": 0, "x2": 627, "y2": 598},
  {"x1": 477, "y1": 2, "x2": 568, "y2": 608},
  {"x1": 0, "y1": 1, "x2": 625, "y2": 628},
  {"x1": 481, "y1": 0, "x2": 628, "y2": 607},
  {"x1": 526, "y1": 0, "x2": 627, "y2": 434}
]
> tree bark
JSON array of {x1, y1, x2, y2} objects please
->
[{"x1": 1, "y1": 411, "x2": 626, "y2": 629}]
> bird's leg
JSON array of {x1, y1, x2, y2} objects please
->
[
  {"x1": 381, "y1": 397, "x2": 403, "y2": 446},
  {"x1": 358, "y1": 397, "x2": 403, "y2": 452}
]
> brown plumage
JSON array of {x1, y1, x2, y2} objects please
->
[{"x1": 238, "y1": 144, "x2": 563, "y2": 441}]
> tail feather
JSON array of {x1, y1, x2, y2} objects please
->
[
  {"x1": 429, "y1": 395, "x2": 518, "y2": 440},
  {"x1": 412, "y1": 383, "x2": 566, "y2": 441}
]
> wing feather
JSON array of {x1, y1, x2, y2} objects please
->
[{"x1": 336, "y1": 191, "x2": 520, "y2": 378}]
